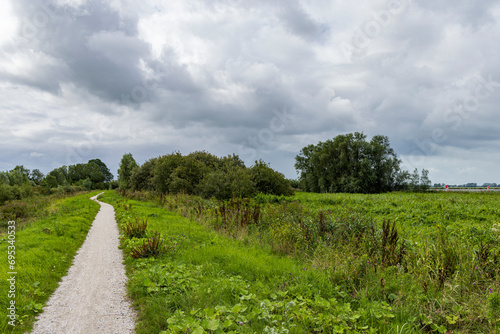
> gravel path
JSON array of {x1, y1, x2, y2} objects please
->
[{"x1": 31, "y1": 194, "x2": 136, "y2": 334}]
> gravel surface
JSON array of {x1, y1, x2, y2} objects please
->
[{"x1": 31, "y1": 194, "x2": 136, "y2": 334}]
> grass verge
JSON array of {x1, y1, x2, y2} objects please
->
[{"x1": 0, "y1": 191, "x2": 101, "y2": 333}]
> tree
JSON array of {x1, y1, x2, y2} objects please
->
[
  {"x1": 197, "y1": 167, "x2": 256, "y2": 200},
  {"x1": 86, "y1": 159, "x2": 113, "y2": 184},
  {"x1": 42, "y1": 175, "x2": 58, "y2": 189},
  {"x1": 420, "y1": 169, "x2": 431, "y2": 191},
  {"x1": 130, "y1": 158, "x2": 156, "y2": 191},
  {"x1": 295, "y1": 132, "x2": 413, "y2": 193},
  {"x1": 47, "y1": 166, "x2": 69, "y2": 186},
  {"x1": 8, "y1": 166, "x2": 31, "y2": 186},
  {"x1": 29, "y1": 169, "x2": 44, "y2": 185},
  {"x1": 118, "y1": 153, "x2": 138, "y2": 190},
  {"x1": 250, "y1": 160, "x2": 293, "y2": 196}
]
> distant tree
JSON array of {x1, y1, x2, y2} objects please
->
[
  {"x1": 123, "y1": 150, "x2": 290, "y2": 200},
  {"x1": 419, "y1": 169, "x2": 431, "y2": 191},
  {"x1": 42, "y1": 175, "x2": 58, "y2": 189},
  {"x1": 48, "y1": 166, "x2": 69, "y2": 186},
  {"x1": 0, "y1": 172, "x2": 8, "y2": 185},
  {"x1": 81, "y1": 178, "x2": 93, "y2": 190},
  {"x1": 130, "y1": 158, "x2": 157, "y2": 191},
  {"x1": 68, "y1": 164, "x2": 87, "y2": 184},
  {"x1": 151, "y1": 152, "x2": 184, "y2": 194},
  {"x1": 198, "y1": 167, "x2": 256, "y2": 200},
  {"x1": 187, "y1": 151, "x2": 221, "y2": 170},
  {"x1": 250, "y1": 160, "x2": 293, "y2": 196},
  {"x1": 295, "y1": 132, "x2": 410, "y2": 193},
  {"x1": 86, "y1": 159, "x2": 113, "y2": 184},
  {"x1": 118, "y1": 153, "x2": 138, "y2": 190},
  {"x1": 29, "y1": 169, "x2": 44, "y2": 185},
  {"x1": 289, "y1": 178, "x2": 301, "y2": 189},
  {"x1": 8, "y1": 166, "x2": 31, "y2": 186}
]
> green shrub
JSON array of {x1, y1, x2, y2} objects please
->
[{"x1": 250, "y1": 160, "x2": 293, "y2": 196}]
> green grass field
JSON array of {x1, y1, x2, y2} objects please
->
[
  {"x1": 0, "y1": 191, "x2": 101, "y2": 334},
  {"x1": 99, "y1": 190, "x2": 500, "y2": 333},
  {"x1": 2, "y1": 190, "x2": 497, "y2": 333}
]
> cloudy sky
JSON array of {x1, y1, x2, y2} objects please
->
[{"x1": 1, "y1": 0, "x2": 499, "y2": 185}]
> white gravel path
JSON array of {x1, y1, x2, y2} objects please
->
[{"x1": 31, "y1": 194, "x2": 136, "y2": 334}]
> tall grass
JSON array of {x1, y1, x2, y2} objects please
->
[{"x1": 116, "y1": 190, "x2": 500, "y2": 333}]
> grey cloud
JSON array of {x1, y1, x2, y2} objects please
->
[
  {"x1": 1, "y1": 0, "x2": 500, "y2": 183},
  {"x1": 279, "y1": 3, "x2": 328, "y2": 42}
]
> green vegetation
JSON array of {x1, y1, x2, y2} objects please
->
[
  {"x1": 118, "y1": 151, "x2": 293, "y2": 199},
  {"x1": 0, "y1": 159, "x2": 114, "y2": 206},
  {"x1": 101, "y1": 190, "x2": 500, "y2": 333},
  {"x1": 0, "y1": 192, "x2": 101, "y2": 333},
  {"x1": 295, "y1": 132, "x2": 431, "y2": 193},
  {"x1": 43, "y1": 158, "x2": 113, "y2": 190}
]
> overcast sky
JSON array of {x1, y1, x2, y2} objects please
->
[{"x1": 1, "y1": 0, "x2": 499, "y2": 185}]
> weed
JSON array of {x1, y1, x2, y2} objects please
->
[
  {"x1": 123, "y1": 218, "x2": 148, "y2": 239},
  {"x1": 130, "y1": 232, "x2": 173, "y2": 258}
]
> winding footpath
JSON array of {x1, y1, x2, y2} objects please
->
[{"x1": 31, "y1": 194, "x2": 136, "y2": 334}]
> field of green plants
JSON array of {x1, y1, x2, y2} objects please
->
[
  {"x1": 100, "y1": 190, "x2": 500, "y2": 333},
  {"x1": 0, "y1": 191, "x2": 101, "y2": 334}
]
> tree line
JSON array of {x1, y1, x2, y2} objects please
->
[
  {"x1": 0, "y1": 159, "x2": 113, "y2": 205},
  {"x1": 118, "y1": 151, "x2": 293, "y2": 200},
  {"x1": 1, "y1": 132, "x2": 431, "y2": 206}
]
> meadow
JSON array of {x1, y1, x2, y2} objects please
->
[{"x1": 100, "y1": 190, "x2": 500, "y2": 333}]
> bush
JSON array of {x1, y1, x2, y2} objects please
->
[
  {"x1": 0, "y1": 183, "x2": 15, "y2": 204},
  {"x1": 250, "y1": 160, "x2": 293, "y2": 196},
  {"x1": 0, "y1": 201, "x2": 30, "y2": 220},
  {"x1": 123, "y1": 152, "x2": 291, "y2": 200}
]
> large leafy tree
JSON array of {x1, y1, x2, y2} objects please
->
[
  {"x1": 295, "y1": 132, "x2": 411, "y2": 193},
  {"x1": 86, "y1": 159, "x2": 113, "y2": 183}
]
